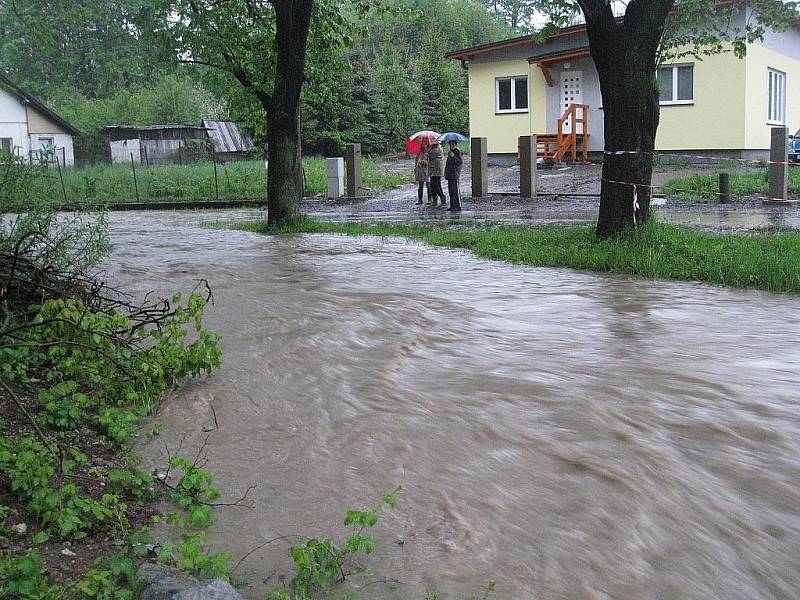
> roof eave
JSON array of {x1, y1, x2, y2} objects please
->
[{"x1": 0, "y1": 74, "x2": 82, "y2": 137}]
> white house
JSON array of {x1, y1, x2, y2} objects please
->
[{"x1": 0, "y1": 74, "x2": 81, "y2": 166}]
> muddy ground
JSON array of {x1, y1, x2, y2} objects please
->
[{"x1": 300, "y1": 159, "x2": 800, "y2": 232}]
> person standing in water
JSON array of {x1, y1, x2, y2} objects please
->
[
  {"x1": 414, "y1": 141, "x2": 431, "y2": 205},
  {"x1": 445, "y1": 140, "x2": 463, "y2": 211},
  {"x1": 427, "y1": 141, "x2": 447, "y2": 207}
]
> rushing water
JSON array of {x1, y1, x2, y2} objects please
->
[{"x1": 105, "y1": 211, "x2": 800, "y2": 600}]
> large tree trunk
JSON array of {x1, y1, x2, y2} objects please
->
[
  {"x1": 579, "y1": 0, "x2": 676, "y2": 237},
  {"x1": 266, "y1": 0, "x2": 314, "y2": 227},
  {"x1": 266, "y1": 101, "x2": 302, "y2": 226},
  {"x1": 594, "y1": 46, "x2": 660, "y2": 237}
]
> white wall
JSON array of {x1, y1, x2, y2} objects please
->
[
  {"x1": 544, "y1": 57, "x2": 605, "y2": 152},
  {"x1": 0, "y1": 88, "x2": 30, "y2": 158},
  {"x1": 110, "y1": 138, "x2": 140, "y2": 165}
]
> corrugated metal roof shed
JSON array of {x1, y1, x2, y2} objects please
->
[
  {"x1": 104, "y1": 124, "x2": 209, "y2": 131},
  {"x1": 202, "y1": 119, "x2": 254, "y2": 153}
]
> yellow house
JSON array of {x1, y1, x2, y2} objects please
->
[{"x1": 446, "y1": 12, "x2": 800, "y2": 160}]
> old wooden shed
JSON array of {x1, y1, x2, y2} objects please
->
[{"x1": 105, "y1": 124, "x2": 210, "y2": 165}]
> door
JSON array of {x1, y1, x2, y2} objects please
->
[{"x1": 559, "y1": 71, "x2": 583, "y2": 133}]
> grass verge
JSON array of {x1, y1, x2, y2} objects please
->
[
  {"x1": 1, "y1": 158, "x2": 411, "y2": 210},
  {"x1": 226, "y1": 217, "x2": 800, "y2": 293},
  {"x1": 662, "y1": 167, "x2": 800, "y2": 201}
]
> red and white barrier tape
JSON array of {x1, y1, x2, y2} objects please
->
[{"x1": 603, "y1": 149, "x2": 800, "y2": 167}]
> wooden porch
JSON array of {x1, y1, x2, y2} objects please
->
[{"x1": 535, "y1": 103, "x2": 590, "y2": 163}]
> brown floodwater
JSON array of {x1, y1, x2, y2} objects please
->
[{"x1": 105, "y1": 211, "x2": 800, "y2": 600}]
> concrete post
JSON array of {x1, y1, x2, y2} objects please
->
[
  {"x1": 345, "y1": 143, "x2": 362, "y2": 198},
  {"x1": 764, "y1": 127, "x2": 792, "y2": 205},
  {"x1": 519, "y1": 135, "x2": 537, "y2": 199},
  {"x1": 326, "y1": 157, "x2": 344, "y2": 199},
  {"x1": 719, "y1": 172, "x2": 731, "y2": 203},
  {"x1": 471, "y1": 137, "x2": 488, "y2": 198}
]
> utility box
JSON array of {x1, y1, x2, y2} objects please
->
[{"x1": 326, "y1": 157, "x2": 344, "y2": 199}]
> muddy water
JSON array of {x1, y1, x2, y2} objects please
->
[{"x1": 105, "y1": 211, "x2": 800, "y2": 600}]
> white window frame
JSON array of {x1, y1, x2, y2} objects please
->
[
  {"x1": 767, "y1": 68, "x2": 786, "y2": 125},
  {"x1": 658, "y1": 64, "x2": 694, "y2": 106},
  {"x1": 495, "y1": 76, "x2": 528, "y2": 114}
]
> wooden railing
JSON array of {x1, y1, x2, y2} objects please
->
[
  {"x1": 535, "y1": 103, "x2": 589, "y2": 163},
  {"x1": 556, "y1": 103, "x2": 589, "y2": 162}
]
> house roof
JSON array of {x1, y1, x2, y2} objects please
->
[
  {"x1": 444, "y1": 23, "x2": 591, "y2": 62},
  {"x1": 528, "y1": 46, "x2": 591, "y2": 65},
  {"x1": 446, "y1": 1, "x2": 799, "y2": 63},
  {"x1": 0, "y1": 73, "x2": 82, "y2": 136},
  {"x1": 202, "y1": 119, "x2": 253, "y2": 153}
]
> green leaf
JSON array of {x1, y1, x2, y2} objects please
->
[{"x1": 32, "y1": 531, "x2": 50, "y2": 544}]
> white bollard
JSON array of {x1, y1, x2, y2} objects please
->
[{"x1": 326, "y1": 157, "x2": 344, "y2": 199}]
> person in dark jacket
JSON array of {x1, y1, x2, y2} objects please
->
[
  {"x1": 427, "y1": 141, "x2": 447, "y2": 207},
  {"x1": 444, "y1": 140, "x2": 463, "y2": 211}
]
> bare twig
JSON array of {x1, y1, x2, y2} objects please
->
[
  {"x1": 0, "y1": 378, "x2": 62, "y2": 469},
  {"x1": 231, "y1": 533, "x2": 304, "y2": 573}
]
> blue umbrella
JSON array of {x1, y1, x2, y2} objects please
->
[{"x1": 438, "y1": 132, "x2": 468, "y2": 143}]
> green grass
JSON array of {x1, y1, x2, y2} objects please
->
[
  {"x1": 662, "y1": 168, "x2": 800, "y2": 201},
  {"x1": 2, "y1": 158, "x2": 411, "y2": 209},
  {"x1": 224, "y1": 217, "x2": 800, "y2": 293}
]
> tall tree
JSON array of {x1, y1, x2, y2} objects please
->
[
  {"x1": 482, "y1": 0, "x2": 539, "y2": 30},
  {"x1": 152, "y1": 0, "x2": 358, "y2": 225},
  {"x1": 0, "y1": 0, "x2": 159, "y2": 98},
  {"x1": 536, "y1": 0, "x2": 798, "y2": 236}
]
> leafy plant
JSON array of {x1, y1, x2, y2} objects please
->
[
  {"x1": 0, "y1": 551, "x2": 62, "y2": 599},
  {"x1": 289, "y1": 486, "x2": 401, "y2": 595},
  {"x1": 166, "y1": 455, "x2": 220, "y2": 529},
  {"x1": 157, "y1": 533, "x2": 232, "y2": 581},
  {"x1": 76, "y1": 553, "x2": 139, "y2": 600}
]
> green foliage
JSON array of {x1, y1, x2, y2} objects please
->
[
  {"x1": 0, "y1": 551, "x2": 62, "y2": 599},
  {"x1": 157, "y1": 533, "x2": 232, "y2": 581},
  {"x1": 107, "y1": 468, "x2": 157, "y2": 503},
  {"x1": 0, "y1": 1, "x2": 164, "y2": 100},
  {"x1": 76, "y1": 553, "x2": 139, "y2": 600},
  {"x1": 0, "y1": 197, "x2": 110, "y2": 273},
  {"x1": 481, "y1": 0, "x2": 541, "y2": 31},
  {"x1": 289, "y1": 487, "x2": 400, "y2": 596},
  {"x1": 0, "y1": 201, "x2": 224, "y2": 592},
  {"x1": 0, "y1": 153, "x2": 51, "y2": 208},
  {"x1": 0, "y1": 434, "x2": 125, "y2": 539},
  {"x1": 367, "y1": 51, "x2": 424, "y2": 154},
  {"x1": 166, "y1": 456, "x2": 221, "y2": 529},
  {"x1": 661, "y1": 0, "x2": 800, "y2": 62}
]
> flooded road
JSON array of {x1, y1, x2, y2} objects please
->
[{"x1": 105, "y1": 211, "x2": 800, "y2": 600}]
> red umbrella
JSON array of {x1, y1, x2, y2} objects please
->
[{"x1": 404, "y1": 130, "x2": 441, "y2": 156}]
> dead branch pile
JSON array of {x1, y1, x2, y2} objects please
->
[{"x1": 0, "y1": 221, "x2": 212, "y2": 343}]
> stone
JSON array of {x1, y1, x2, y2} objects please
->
[
  {"x1": 152, "y1": 466, "x2": 169, "y2": 481},
  {"x1": 11, "y1": 523, "x2": 26, "y2": 536},
  {"x1": 136, "y1": 563, "x2": 242, "y2": 600},
  {"x1": 61, "y1": 548, "x2": 77, "y2": 557}
]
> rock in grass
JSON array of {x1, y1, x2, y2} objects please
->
[
  {"x1": 10, "y1": 523, "x2": 26, "y2": 536},
  {"x1": 60, "y1": 548, "x2": 77, "y2": 557},
  {"x1": 136, "y1": 563, "x2": 241, "y2": 600}
]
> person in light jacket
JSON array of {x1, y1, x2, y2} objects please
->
[
  {"x1": 426, "y1": 141, "x2": 447, "y2": 207},
  {"x1": 414, "y1": 142, "x2": 431, "y2": 205},
  {"x1": 444, "y1": 140, "x2": 463, "y2": 211}
]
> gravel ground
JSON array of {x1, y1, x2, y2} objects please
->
[{"x1": 300, "y1": 158, "x2": 800, "y2": 232}]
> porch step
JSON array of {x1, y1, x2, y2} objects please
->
[{"x1": 534, "y1": 133, "x2": 590, "y2": 161}]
